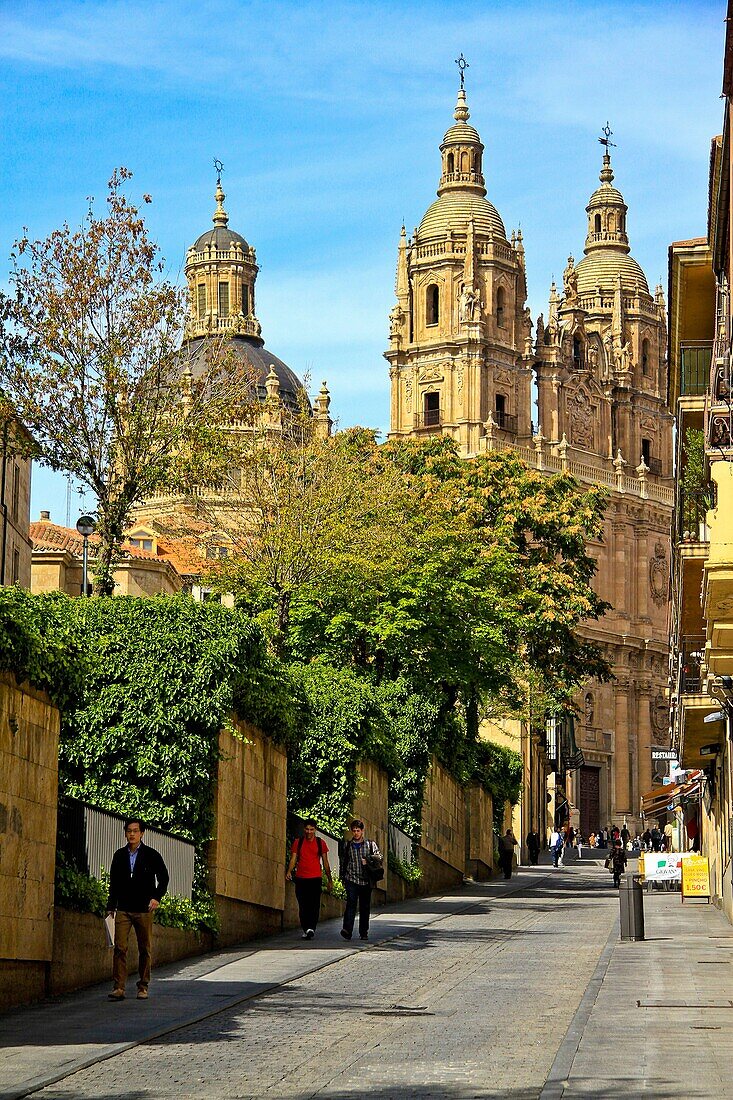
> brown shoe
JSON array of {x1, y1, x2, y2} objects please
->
[
  {"x1": 136, "y1": 988, "x2": 148, "y2": 999},
  {"x1": 108, "y1": 989, "x2": 125, "y2": 1001}
]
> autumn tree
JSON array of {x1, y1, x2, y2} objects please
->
[{"x1": 0, "y1": 168, "x2": 246, "y2": 594}]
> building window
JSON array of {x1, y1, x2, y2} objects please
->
[
  {"x1": 495, "y1": 394, "x2": 506, "y2": 425},
  {"x1": 641, "y1": 438, "x2": 652, "y2": 467},
  {"x1": 129, "y1": 537, "x2": 153, "y2": 551},
  {"x1": 573, "y1": 335, "x2": 584, "y2": 369},
  {"x1": 594, "y1": 213, "x2": 601, "y2": 233},
  {"x1": 11, "y1": 547, "x2": 20, "y2": 584},
  {"x1": 218, "y1": 281, "x2": 230, "y2": 316},
  {"x1": 423, "y1": 391, "x2": 440, "y2": 426},
  {"x1": 11, "y1": 464, "x2": 20, "y2": 522},
  {"x1": 447, "y1": 152, "x2": 454, "y2": 173},
  {"x1": 197, "y1": 284, "x2": 206, "y2": 317},
  {"x1": 460, "y1": 151, "x2": 469, "y2": 172},
  {"x1": 642, "y1": 338, "x2": 649, "y2": 375},
  {"x1": 426, "y1": 284, "x2": 439, "y2": 326},
  {"x1": 205, "y1": 546, "x2": 230, "y2": 560},
  {"x1": 241, "y1": 285, "x2": 249, "y2": 315},
  {"x1": 496, "y1": 286, "x2": 505, "y2": 328}
]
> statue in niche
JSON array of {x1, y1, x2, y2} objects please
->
[
  {"x1": 618, "y1": 340, "x2": 632, "y2": 373},
  {"x1": 389, "y1": 303, "x2": 404, "y2": 337},
  {"x1": 584, "y1": 692, "x2": 594, "y2": 726},
  {"x1": 563, "y1": 254, "x2": 578, "y2": 304},
  {"x1": 535, "y1": 312, "x2": 545, "y2": 346},
  {"x1": 587, "y1": 342, "x2": 599, "y2": 373},
  {"x1": 459, "y1": 284, "x2": 481, "y2": 322}
]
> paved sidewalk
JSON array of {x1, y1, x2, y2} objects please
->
[
  {"x1": 543, "y1": 880, "x2": 733, "y2": 1098},
  {"x1": 0, "y1": 870, "x2": 553, "y2": 1100}
]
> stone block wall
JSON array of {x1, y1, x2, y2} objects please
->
[
  {"x1": 351, "y1": 758, "x2": 389, "y2": 896},
  {"x1": 0, "y1": 674, "x2": 59, "y2": 966},
  {"x1": 467, "y1": 783, "x2": 494, "y2": 880},
  {"x1": 208, "y1": 720, "x2": 288, "y2": 944},
  {"x1": 420, "y1": 756, "x2": 466, "y2": 891}
]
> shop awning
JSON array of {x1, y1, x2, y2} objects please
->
[{"x1": 641, "y1": 771, "x2": 703, "y2": 814}]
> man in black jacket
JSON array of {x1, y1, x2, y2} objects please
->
[{"x1": 105, "y1": 818, "x2": 169, "y2": 1001}]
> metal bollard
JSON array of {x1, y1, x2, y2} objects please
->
[{"x1": 619, "y1": 873, "x2": 645, "y2": 941}]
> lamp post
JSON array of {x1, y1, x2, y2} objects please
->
[{"x1": 75, "y1": 515, "x2": 96, "y2": 596}]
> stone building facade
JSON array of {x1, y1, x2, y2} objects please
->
[{"x1": 386, "y1": 84, "x2": 674, "y2": 839}]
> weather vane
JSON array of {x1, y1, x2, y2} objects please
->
[
  {"x1": 598, "y1": 123, "x2": 616, "y2": 151},
  {"x1": 214, "y1": 158, "x2": 224, "y2": 184},
  {"x1": 455, "y1": 53, "x2": 469, "y2": 90}
]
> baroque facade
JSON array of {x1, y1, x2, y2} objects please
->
[{"x1": 386, "y1": 82, "x2": 674, "y2": 842}]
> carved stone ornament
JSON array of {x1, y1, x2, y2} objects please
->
[
  {"x1": 459, "y1": 283, "x2": 481, "y2": 322},
  {"x1": 389, "y1": 303, "x2": 404, "y2": 337},
  {"x1": 640, "y1": 415, "x2": 658, "y2": 434},
  {"x1": 404, "y1": 375, "x2": 413, "y2": 412},
  {"x1": 456, "y1": 365, "x2": 465, "y2": 395},
  {"x1": 650, "y1": 692, "x2": 668, "y2": 742},
  {"x1": 419, "y1": 364, "x2": 444, "y2": 383},
  {"x1": 568, "y1": 388, "x2": 594, "y2": 448},
  {"x1": 649, "y1": 542, "x2": 668, "y2": 607},
  {"x1": 715, "y1": 597, "x2": 733, "y2": 617},
  {"x1": 494, "y1": 367, "x2": 512, "y2": 386}
]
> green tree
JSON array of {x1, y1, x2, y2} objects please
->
[{"x1": 0, "y1": 169, "x2": 245, "y2": 594}]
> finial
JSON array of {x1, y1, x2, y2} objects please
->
[
  {"x1": 598, "y1": 123, "x2": 616, "y2": 184},
  {"x1": 212, "y1": 158, "x2": 228, "y2": 227},
  {"x1": 598, "y1": 122, "x2": 616, "y2": 153},
  {"x1": 455, "y1": 53, "x2": 469, "y2": 90}
]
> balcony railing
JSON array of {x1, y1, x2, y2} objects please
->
[
  {"x1": 680, "y1": 342, "x2": 713, "y2": 396},
  {"x1": 646, "y1": 456, "x2": 662, "y2": 476},
  {"x1": 678, "y1": 485, "x2": 714, "y2": 542},
  {"x1": 417, "y1": 409, "x2": 442, "y2": 429},
  {"x1": 495, "y1": 410, "x2": 518, "y2": 434},
  {"x1": 679, "y1": 636, "x2": 706, "y2": 694}
]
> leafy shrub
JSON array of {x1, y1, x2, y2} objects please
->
[{"x1": 388, "y1": 851, "x2": 422, "y2": 883}]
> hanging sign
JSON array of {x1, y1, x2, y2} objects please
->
[{"x1": 681, "y1": 855, "x2": 711, "y2": 902}]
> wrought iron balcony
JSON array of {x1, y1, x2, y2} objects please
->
[
  {"x1": 646, "y1": 456, "x2": 663, "y2": 476},
  {"x1": 495, "y1": 410, "x2": 518, "y2": 434},
  {"x1": 678, "y1": 485, "x2": 714, "y2": 542},
  {"x1": 417, "y1": 409, "x2": 442, "y2": 429},
  {"x1": 679, "y1": 636, "x2": 706, "y2": 694},
  {"x1": 680, "y1": 342, "x2": 712, "y2": 397}
]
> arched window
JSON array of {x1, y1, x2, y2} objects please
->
[
  {"x1": 594, "y1": 213, "x2": 601, "y2": 233},
  {"x1": 460, "y1": 151, "x2": 469, "y2": 173},
  {"x1": 241, "y1": 285, "x2": 249, "y2": 315},
  {"x1": 496, "y1": 286, "x2": 505, "y2": 328},
  {"x1": 197, "y1": 284, "x2": 206, "y2": 318},
  {"x1": 607, "y1": 214, "x2": 616, "y2": 233},
  {"x1": 573, "y1": 334, "x2": 584, "y2": 369},
  {"x1": 218, "y1": 281, "x2": 230, "y2": 317},
  {"x1": 447, "y1": 152, "x2": 454, "y2": 174},
  {"x1": 642, "y1": 338, "x2": 650, "y2": 375},
  {"x1": 426, "y1": 284, "x2": 439, "y2": 326}
]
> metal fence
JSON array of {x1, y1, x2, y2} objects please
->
[
  {"x1": 58, "y1": 800, "x2": 195, "y2": 899},
  {"x1": 388, "y1": 822, "x2": 415, "y2": 864}
]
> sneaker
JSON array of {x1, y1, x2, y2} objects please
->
[
  {"x1": 301, "y1": 931, "x2": 309, "y2": 939},
  {"x1": 360, "y1": 933, "x2": 369, "y2": 941},
  {"x1": 108, "y1": 989, "x2": 125, "y2": 1001},
  {"x1": 305, "y1": 929, "x2": 315, "y2": 940},
  {"x1": 136, "y1": 988, "x2": 148, "y2": 999},
  {"x1": 340, "y1": 929, "x2": 352, "y2": 940}
]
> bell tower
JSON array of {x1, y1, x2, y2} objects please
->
[{"x1": 385, "y1": 72, "x2": 533, "y2": 456}]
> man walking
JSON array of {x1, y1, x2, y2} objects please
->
[
  {"x1": 285, "y1": 819, "x2": 332, "y2": 939},
  {"x1": 339, "y1": 819, "x2": 382, "y2": 942},
  {"x1": 499, "y1": 829, "x2": 518, "y2": 879},
  {"x1": 526, "y1": 828, "x2": 541, "y2": 866},
  {"x1": 609, "y1": 838, "x2": 628, "y2": 888},
  {"x1": 106, "y1": 818, "x2": 169, "y2": 1001},
  {"x1": 550, "y1": 826, "x2": 563, "y2": 868}
]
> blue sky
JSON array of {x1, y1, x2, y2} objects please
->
[{"x1": 0, "y1": 0, "x2": 724, "y2": 523}]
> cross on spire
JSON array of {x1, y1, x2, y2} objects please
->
[
  {"x1": 598, "y1": 123, "x2": 616, "y2": 152},
  {"x1": 455, "y1": 53, "x2": 469, "y2": 90}
]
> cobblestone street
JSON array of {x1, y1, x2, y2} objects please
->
[
  {"x1": 26, "y1": 864, "x2": 615, "y2": 1099},
  {"x1": 5, "y1": 860, "x2": 733, "y2": 1099}
]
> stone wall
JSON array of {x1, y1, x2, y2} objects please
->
[
  {"x1": 351, "y1": 758, "x2": 389, "y2": 898},
  {"x1": 466, "y1": 784, "x2": 494, "y2": 880},
  {"x1": 207, "y1": 720, "x2": 288, "y2": 944},
  {"x1": 0, "y1": 674, "x2": 59, "y2": 967},
  {"x1": 420, "y1": 756, "x2": 466, "y2": 891}
]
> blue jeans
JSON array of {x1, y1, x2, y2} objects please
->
[{"x1": 343, "y1": 880, "x2": 372, "y2": 937}]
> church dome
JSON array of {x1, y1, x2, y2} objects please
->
[
  {"x1": 192, "y1": 225, "x2": 249, "y2": 252},
  {"x1": 575, "y1": 251, "x2": 650, "y2": 296},
  {"x1": 185, "y1": 336, "x2": 305, "y2": 412},
  {"x1": 417, "y1": 191, "x2": 507, "y2": 241},
  {"x1": 416, "y1": 81, "x2": 507, "y2": 242}
]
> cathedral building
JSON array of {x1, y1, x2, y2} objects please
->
[{"x1": 386, "y1": 80, "x2": 674, "y2": 843}]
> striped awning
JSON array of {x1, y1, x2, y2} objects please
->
[{"x1": 641, "y1": 771, "x2": 703, "y2": 814}]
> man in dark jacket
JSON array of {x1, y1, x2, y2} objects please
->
[{"x1": 105, "y1": 818, "x2": 169, "y2": 1001}]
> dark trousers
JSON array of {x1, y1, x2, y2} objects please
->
[
  {"x1": 343, "y1": 880, "x2": 372, "y2": 937},
  {"x1": 528, "y1": 847, "x2": 539, "y2": 865},
  {"x1": 499, "y1": 851, "x2": 513, "y2": 878},
  {"x1": 113, "y1": 910, "x2": 153, "y2": 991},
  {"x1": 294, "y1": 876, "x2": 322, "y2": 932}
]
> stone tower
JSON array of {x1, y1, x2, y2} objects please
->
[
  {"x1": 535, "y1": 142, "x2": 672, "y2": 474},
  {"x1": 385, "y1": 84, "x2": 533, "y2": 455}
]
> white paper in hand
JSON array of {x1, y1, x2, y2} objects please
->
[{"x1": 104, "y1": 913, "x2": 115, "y2": 948}]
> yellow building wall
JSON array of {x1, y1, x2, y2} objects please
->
[{"x1": 421, "y1": 755, "x2": 466, "y2": 873}]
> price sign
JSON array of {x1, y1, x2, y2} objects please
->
[{"x1": 681, "y1": 855, "x2": 711, "y2": 902}]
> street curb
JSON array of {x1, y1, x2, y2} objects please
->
[
  {"x1": 7, "y1": 870, "x2": 555, "y2": 1099},
  {"x1": 539, "y1": 913, "x2": 620, "y2": 1099}
]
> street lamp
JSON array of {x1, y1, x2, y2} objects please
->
[{"x1": 75, "y1": 515, "x2": 96, "y2": 597}]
